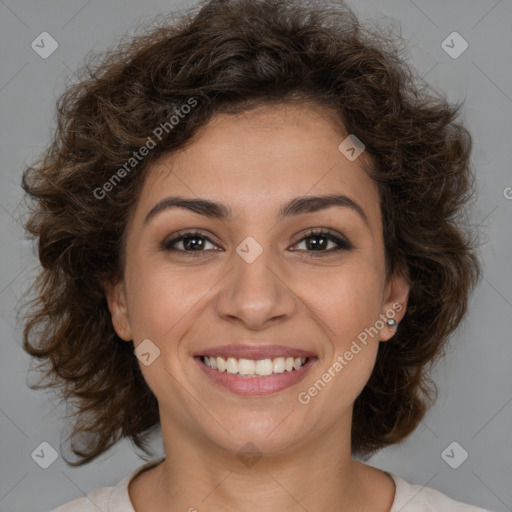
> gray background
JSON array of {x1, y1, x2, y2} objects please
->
[{"x1": 1, "y1": 0, "x2": 511, "y2": 511}]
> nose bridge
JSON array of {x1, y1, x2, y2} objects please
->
[{"x1": 215, "y1": 235, "x2": 295, "y2": 328}]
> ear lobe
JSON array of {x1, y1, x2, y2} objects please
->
[
  {"x1": 102, "y1": 278, "x2": 132, "y2": 341},
  {"x1": 380, "y1": 271, "x2": 410, "y2": 342}
]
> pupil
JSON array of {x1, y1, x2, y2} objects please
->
[
  {"x1": 182, "y1": 235, "x2": 328, "y2": 251},
  {"x1": 185, "y1": 236, "x2": 203, "y2": 250},
  {"x1": 307, "y1": 235, "x2": 326, "y2": 250}
]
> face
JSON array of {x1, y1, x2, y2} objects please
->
[{"x1": 105, "y1": 103, "x2": 409, "y2": 457}]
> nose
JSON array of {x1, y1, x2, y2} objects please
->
[{"x1": 214, "y1": 245, "x2": 297, "y2": 330}]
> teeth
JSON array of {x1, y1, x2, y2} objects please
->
[
  {"x1": 255, "y1": 359, "x2": 273, "y2": 376},
  {"x1": 216, "y1": 356, "x2": 226, "y2": 372},
  {"x1": 202, "y1": 356, "x2": 308, "y2": 376},
  {"x1": 273, "y1": 357, "x2": 285, "y2": 373},
  {"x1": 226, "y1": 357, "x2": 238, "y2": 374},
  {"x1": 238, "y1": 358, "x2": 255, "y2": 375}
]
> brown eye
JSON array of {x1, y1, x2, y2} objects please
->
[
  {"x1": 162, "y1": 231, "x2": 219, "y2": 253},
  {"x1": 291, "y1": 229, "x2": 353, "y2": 254}
]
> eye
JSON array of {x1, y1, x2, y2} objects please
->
[
  {"x1": 291, "y1": 229, "x2": 353, "y2": 255},
  {"x1": 161, "y1": 228, "x2": 353, "y2": 257},
  {"x1": 161, "y1": 230, "x2": 220, "y2": 255}
]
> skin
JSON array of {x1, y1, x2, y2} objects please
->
[{"x1": 105, "y1": 102, "x2": 410, "y2": 512}]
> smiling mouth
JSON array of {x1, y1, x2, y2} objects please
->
[{"x1": 198, "y1": 355, "x2": 310, "y2": 377}]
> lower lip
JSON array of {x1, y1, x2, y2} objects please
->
[{"x1": 194, "y1": 356, "x2": 317, "y2": 396}]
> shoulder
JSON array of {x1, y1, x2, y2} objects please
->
[
  {"x1": 389, "y1": 473, "x2": 495, "y2": 512},
  {"x1": 48, "y1": 484, "x2": 114, "y2": 511},
  {"x1": 47, "y1": 458, "x2": 165, "y2": 512}
]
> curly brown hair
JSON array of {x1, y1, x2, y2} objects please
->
[{"x1": 21, "y1": 0, "x2": 480, "y2": 466}]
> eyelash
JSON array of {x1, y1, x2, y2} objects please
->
[{"x1": 161, "y1": 228, "x2": 353, "y2": 257}]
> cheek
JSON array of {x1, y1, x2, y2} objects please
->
[
  {"x1": 307, "y1": 270, "x2": 382, "y2": 406},
  {"x1": 304, "y1": 259, "x2": 384, "y2": 346},
  {"x1": 124, "y1": 259, "x2": 207, "y2": 343}
]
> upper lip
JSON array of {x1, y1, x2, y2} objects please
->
[{"x1": 195, "y1": 343, "x2": 316, "y2": 359}]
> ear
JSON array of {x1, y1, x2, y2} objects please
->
[
  {"x1": 102, "y1": 278, "x2": 133, "y2": 342},
  {"x1": 379, "y1": 271, "x2": 410, "y2": 342}
]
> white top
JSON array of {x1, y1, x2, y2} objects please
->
[{"x1": 50, "y1": 457, "x2": 494, "y2": 512}]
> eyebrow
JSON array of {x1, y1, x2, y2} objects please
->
[{"x1": 144, "y1": 193, "x2": 370, "y2": 227}]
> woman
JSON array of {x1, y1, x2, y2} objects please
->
[{"x1": 21, "y1": 0, "x2": 491, "y2": 510}]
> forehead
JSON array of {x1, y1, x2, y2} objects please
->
[{"x1": 134, "y1": 103, "x2": 381, "y2": 231}]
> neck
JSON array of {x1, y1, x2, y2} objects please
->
[{"x1": 130, "y1": 413, "x2": 395, "y2": 512}]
